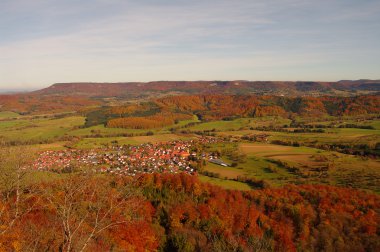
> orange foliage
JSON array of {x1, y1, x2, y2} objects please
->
[
  {"x1": 0, "y1": 173, "x2": 379, "y2": 251},
  {"x1": 137, "y1": 173, "x2": 380, "y2": 251},
  {"x1": 154, "y1": 95, "x2": 380, "y2": 119},
  {"x1": 107, "y1": 112, "x2": 192, "y2": 129},
  {"x1": 0, "y1": 94, "x2": 100, "y2": 114}
]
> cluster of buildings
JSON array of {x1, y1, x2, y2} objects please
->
[
  {"x1": 32, "y1": 149, "x2": 99, "y2": 171},
  {"x1": 31, "y1": 137, "x2": 223, "y2": 176}
]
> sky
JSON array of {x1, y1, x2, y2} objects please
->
[{"x1": 0, "y1": 0, "x2": 379, "y2": 90}]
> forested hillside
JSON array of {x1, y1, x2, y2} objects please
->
[
  {"x1": 1, "y1": 172, "x2": 379, "y2": 251},
  {"x1": 1, "y1": 80, "x2": 379, "y2": 115},
  {"x1": 156, "y1": 95, "x2": 380, "y2": 117},
  {"x1": 35, "y1": 80, "x2": 380, "y2": 97},
  {"x1": 0, "y1": 94, "x2": 99, "y2": 114},
  {"x1": 99, "y1": 95, "x2": 380, "y2": 129}
]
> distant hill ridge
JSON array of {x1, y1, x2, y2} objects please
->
[
  {"x1": 1, "y1": 80, "x2": 379, "y2": 114},
  {"x1": 33, "y1": 80, "x2": 380, "y2": 97}
]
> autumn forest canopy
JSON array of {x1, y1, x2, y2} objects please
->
[
  {"x1": 1, "y1": 164, "x2": 379, "y2": 251},
  {"x1": 88, "y1": 95, "x2": 380, "y2": 129}
]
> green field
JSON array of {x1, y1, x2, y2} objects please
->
[
  {"x1": 200, "y1": 142, "x2": 380, "y2": 192},
  {"x1": 181, "y1": 115, "x2": 380, "y2": 146},
  {"x1": 0, "y1": 114, "x2": 199, "y2": 143},
  {"x1": 216, "y1": 127, "x2": 380, "y2": 147},
  {"x1": 199, "y1": 175, "x2": 252, "y2": 190},
  {"x1": 0, "y1": 111, "x2": 20, "y2": 119},
  {"x1": 369, "y1": 120, "x2": 380, "y2": 130},
  {"x1": 0, "y1": 116, "x2": 85, "y2": 142},
  {"x1": 68, "y1": 124, "x2": 148, "y2": 136},
  {"x1": 202, "y1": 143, "x2": 302, "y2": 187},
  {"x1": 74, "y1": 133, "x2": 197, "y2": 149},
  {"x1": 69, "y1": 116, "x2": 200, "y2": 137},
  {"x1": 185, "y1": 117, "x2": 290, "y2": 132}
]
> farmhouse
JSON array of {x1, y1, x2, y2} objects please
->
[
  {"x1": 209, "y1": 158, "x2": 229, "y2": 167},
  {"x1": 254, "y1": 134, "x2": 269, "y2": 142}
]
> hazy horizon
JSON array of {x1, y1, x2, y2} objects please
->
[{"x1": 1, "y1": 0, "x2": 380, "y2": 89}]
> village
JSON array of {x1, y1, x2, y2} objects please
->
[{"x1": 31, "y1": 137, "x2": 224, "y2": 176}]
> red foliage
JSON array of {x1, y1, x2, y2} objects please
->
[
  {"x1": 1, "y1": 174, "x2": 379, "y2": 251},
  {"x1": 107, "y1": 112, "x2": 192, "y2": 129},
  {"x1": 138, "y1": 173, "x2": 380, "y2": 251},
  {"x1": 0, "y1": 94, "x2": 100, "y2": 114}
]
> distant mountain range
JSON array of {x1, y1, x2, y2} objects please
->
[
  {"x1": 33, "y1": 80, "x2": 380, "y2": 98},
  {"x1": 1, "y1": 80, "x2": 379, "y2": 114}
]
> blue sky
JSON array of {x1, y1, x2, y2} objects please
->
[{"x1": 0, "y1": 0, "x2": 379, "y2": 89}]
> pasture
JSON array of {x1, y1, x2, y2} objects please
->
[
  {"x1": 201, "y1": 142, "x2": 380, "y2": 192},
  {"x1": 217, "y1": 126, "x2": 380, "y2": 147},
  {"x1": 68, "y1": 124, "x2": 148, "y2": 136},
  {"x1": 0, "y1": 111, "x2": 20, "y2": 119},
  {"x1": 69, "y1": 117, "x2": 200, "y2": 137},
  {"x1": 185, "y1": 117, "x2": 291, "y2": 132},
  {"x1": 74, "y1": 133, "x2": 197, "y2": 149},
  {"x1": 202, "y1": 142, "x2": 296, "y2": 186},
  {"x1": 239, "y1": 143, "x2": 324, "y2": 165},
  {"x1": 199, "y1": 175, "x2": 252, "y2": 191},
  {"x1": 0, "y1": 116, "x2": 85, "y2": 142}
]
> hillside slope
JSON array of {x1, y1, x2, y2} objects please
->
[{"x1": 34, "y1": 80, "x2": 380, "y2": 97}]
